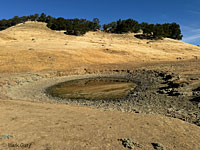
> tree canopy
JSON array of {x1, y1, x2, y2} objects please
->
[
  {"x1": 0, "y1": 13, "x2": 101, "y2": 36},
  {"x1": 103, "y1": 19, "x2": 183, "y2": 40},
  {"x1": 0, "y1": 13, "x2": 182, "y2": 39}
]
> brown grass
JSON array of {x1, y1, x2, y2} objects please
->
[
  {"x1": 0, "y1": 21, "x2": 200, "y2": 150},
  {"x1": 0, "y1": 100, "x2": 200, "y2": 150},
  {"x1": 0, "y1": 21, "x2": 199, "y2": 73}
]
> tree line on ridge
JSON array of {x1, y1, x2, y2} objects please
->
[{"x1": 0, "y1": 13, "x2": 182, "y2": 40}]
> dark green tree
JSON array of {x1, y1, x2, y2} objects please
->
[
  {"x1": 10, "y1": 16, "x2": 21, "y2": 26},
  {"x1": 153, "y1": 24, "x2": 165, "y2": 39},
  {"x1": 0, "y1": 14, "x2": 183, "y2": 39},
  {"x1": 92, "y1": 18, "x2": 101, "y2": 31},
  {"x1": 105, "y1": 19, "x2": 140, "y2": 34},
  {"x1": 103, "y1": 22, "x2": 117, "y2": 33},
  {"x1": 143, "y1": 23, "x2": 154, "y2": 37},
  {"x1": 38, "y1": 13, "x2": 47, "y2": 22},
  {"x1": 29, "y1": 14, "x2": 39, "y2": 21},
  {"x1": 0, "y1": 19, "x2": 8, "y2": 30},
  {"x1": 169, "y1": 23, "x2": 183, "y2": 40}
]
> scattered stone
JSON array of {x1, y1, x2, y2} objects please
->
[
  {"x1": 164, "y1": 74, "x2": 173, "y2": 80},
  {"x1": 193, "y1": 87, "x2": 200, "y2": 91},
  {"x1": 167, "y1": 108, "x2": 174, "y2": 112},
  {"x1": 176, "y1": 57, "x2": 183, "y2": 60},
  {"x1": 28, "y1": 48, "x2": 34, "y2": 50},
  {"x1": 26, "y1": 80, "x2": 32, "y2": 83},
  {"x1": 2, "y1": 69, "x2": 200, "y2": 126},
  {"x1": 0, "y1": 134, "x2": 14, "y2": 139},
  {"x1": 31, "y1": 77, "x2": 38, "y2": 81},
  {"x1": 118, "y1": 138, "x2": 134, "y2": 149},
  {"x1": 118, "y1": 138, "x2": 143, "y2": 149},
  {"x1": 127, "y1": 70, "x2": 130, "y2": 73},
  {"x1": 158, "y1": 72, "x2": 165, "y2": 77},
  {"x1": 113, "y1": 69, "x2": 119, "y2": 72},
  {"x1": 158, "y1": 88, "x2": 169, "y2": 94},
  {"x1": 190, "y1": 97, "x2": 200, "y2": 104},
  {"x1": 190, "y1": 77, "x2": 199, "y2": 80},
  {"x1": 152, "y1": 142, "x2": 166, "y2": 150}
]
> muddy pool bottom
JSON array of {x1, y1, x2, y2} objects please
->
[{"x1": 46, "y1": 77, "x2": 136, "y2": 100}]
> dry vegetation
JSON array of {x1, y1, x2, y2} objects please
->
[
  {"x1": 0, "y1": 21, "x2": 199, "y2": 73},
  {"x1": 0, "y1": 21, "x2": 200, "y2": 150}
]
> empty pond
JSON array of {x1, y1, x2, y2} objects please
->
[{"x1": 46, "y1": 77, "x2": 136, "y2": 100}]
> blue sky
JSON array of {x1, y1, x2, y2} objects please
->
[{"x1": 0, "y1": 0, "x2": 199, "y2": 45}]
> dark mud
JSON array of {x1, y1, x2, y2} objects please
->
[{"x1": 46, "y1": 77, "x2": 135, "y2": 100}]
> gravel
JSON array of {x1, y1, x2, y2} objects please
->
[{"x1": 1, "y1": 70, "x2": 200, "y2": 126}]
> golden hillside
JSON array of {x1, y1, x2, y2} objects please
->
[
  {"x1": 0, "y1": 21, "x2": 199, "y2": 73},
  {"x1": 0, "y1": 21, "x2": 200, "y2": 150}
]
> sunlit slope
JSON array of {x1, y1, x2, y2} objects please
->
[
  {"x1": 0, "y1": 99, "x2": 200, "y2": 150},
  {"x1": 0, "y1": 21, "x2": 199, "y2": 73}
]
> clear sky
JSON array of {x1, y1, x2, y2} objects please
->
[{"x1": 0, "y1": 0, "x2": 199, "y2": 45}]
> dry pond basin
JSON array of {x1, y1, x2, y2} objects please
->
[{"x1": 46, "y1": 77, "x2": 136, "y2": 100}]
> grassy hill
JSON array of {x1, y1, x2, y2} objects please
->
[
  {"x1": 0, "y1": 21, "x2": 200, "y2": 150},
  {"x1": 0, "y1": 21, "x2": 199, "y2": 73}
]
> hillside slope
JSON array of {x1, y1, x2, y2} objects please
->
[
  {"x1": 0, "y1": 21, "x2": 200, "y2": 150},
  {"x1": 0, "y1": 21, "x2": 199, "y2": 73},
  {"x1": 0, "y1": 99, "x2": 200, "y2": 150}
]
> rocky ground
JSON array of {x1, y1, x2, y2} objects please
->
[{"x1": 1, "y1": 61, "x2": 199, "y2": 127}]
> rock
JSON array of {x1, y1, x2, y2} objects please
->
[
  {"x1": 176, "y1": 57, "x2": 183, "y2": 60},
  {"x1": 198, "y1": 103, "x2": 200, "y2": 109},
  {"x1": 164, "y1": 74, "x2": 173, "y2": 80},
  {"x1": 193, "y1": 87, "x2": 200, "y2": 91},
  {"x1": 0, "y1": 134, "x2": 14, "y2": 139},
  {"x1": 120, "y1": 108, "x2": 126, "y2": 112},
  {"x1": 127, "y1": 70, "x2": 130, "y2": 73},
  {"x1": 158, "y1": 72, "x2": 165, "y2": 77},
  {"x1": 26, "y1": 80, "x2": 32, "y2": 83},
  {"x1": 28, "y1": 48, "x2": 34, "y2": 50},
  {"x1": 194, "y1": 56, "x2": 198, "y2": 59},
  {"x1": 118, "y1": 138, "x2": 134, "y2": 149},
  {"x1": 113, "y1": 70, "x2": 119, "y2": 72},
  {"x1": 31, "y1": 77, "x2": 38, "y2": 81},
  {"x1": 152, "y1": 142, "x2": 166, "y2": 150},
  {"x1": 118, "y1": 138, "x2": 143, "y2": 149},
  {"x1": 167, "y1": 108, "x2": 174, "y2": 112},
  {"x1": 190, "y1": 77, "x2": 199, "y2": 80},
  {"x1": 158, "y1": 88, "x2": 168, "y2": 94}
]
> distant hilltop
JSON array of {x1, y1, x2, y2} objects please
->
[{"x1": 0, "y1": 13, "x2": 182, "y2": 39}]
